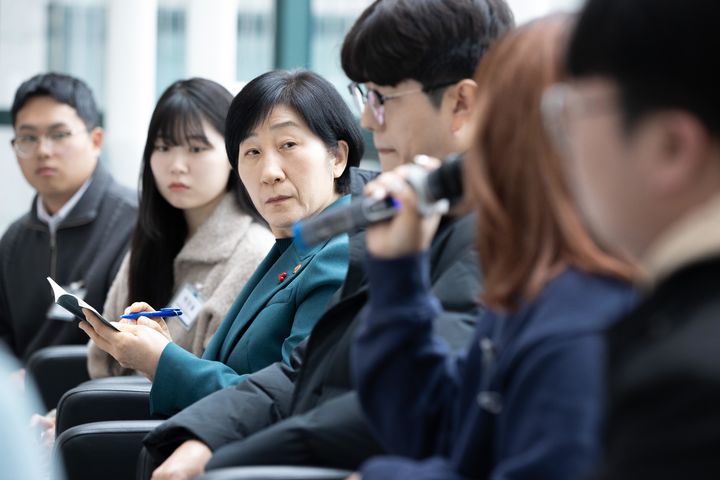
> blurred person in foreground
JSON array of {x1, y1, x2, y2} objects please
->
[
  {"x1": 1, "y1": 342, "x2": 65, "y2": 479},
  {"x1": 550, "y1": 0, "x2": 720, "y2": 478}
]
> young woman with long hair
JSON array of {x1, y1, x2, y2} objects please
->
[{"x1": 87, "y1": 78, "x2": 274, "y2": 378}]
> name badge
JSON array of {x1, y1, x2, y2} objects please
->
[
  {"x1": 48, "y1": 280, "x2": 87, "y2": 322},
  {"x1": 169, "y1": 283, "x2": 204, "y2": 330}
]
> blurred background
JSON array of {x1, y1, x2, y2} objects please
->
[{"x1": 0, "y1": 0, "x2": 580, "y2": 232}]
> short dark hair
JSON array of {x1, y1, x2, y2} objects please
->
[
  {"x1": 11, "y1": 72, "x2": 101, "y2": 129},
  {"x1": 129, "y1": 78, "x2": 262, "y2": 310},
  {"x1": 225, "y1": 69, "x2": 364, "y2": 195},
  {"x1": 567, "y1": 0, "x2": 720, "y2": 136},
  {"x1": 341, "y1": 0, "x2": 514, "y2": 106}
]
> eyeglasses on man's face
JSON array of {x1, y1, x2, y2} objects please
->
[
  {"x1": 11, "y1": 129, "x2": 87, "y2": 159},
  {"x1": 541, "y1": 82, "x2": 619, "y2": 154},
  {"x1": 348, "y1": 81, "x2": 456, "y2": 126}
]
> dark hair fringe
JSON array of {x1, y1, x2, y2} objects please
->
[
  {"x1": 341, "y1": 0, "x2": 514, "y2": 94},
  {"x1": 11, "y1": 72, "x2": 101, "y2": 129}
]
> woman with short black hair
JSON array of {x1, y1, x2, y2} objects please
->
[{"x1": 81, "y1": 70, "x2": 363, "y2": 417}]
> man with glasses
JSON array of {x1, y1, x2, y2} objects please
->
[
  {"x1": 140, "y1": 1, "x2": 513, "y2": 478},
  {"x1": 553, "y1": 0, "x2": 720, "y2": 478},
  {"x1": 0, "y1": 73, "x2": 136, "y2": 363}
]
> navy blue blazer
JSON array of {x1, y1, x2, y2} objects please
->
[{"x1": 353, "y1": 253, "x2": 636, "y2": 480}]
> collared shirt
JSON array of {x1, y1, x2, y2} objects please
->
[
  {"x1": 642, "y1": 192, "x2": 720, "y2": 289},
  {"x1": 36, "y1": 178, "x2": 93, "y2": 237}
]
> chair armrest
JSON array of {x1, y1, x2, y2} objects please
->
[
  {"x1": 56, "y1": 377, "x2": 159, "y2": 435},
  {"x1": 54, "y1": 420, "x2": 163, "y2": 480},
  {"x1": 25, "y1": 345, "x2": 90, "y2": 410},
  {"x1": 198, "y1": 467, "x2": 353, "y2": 480}
]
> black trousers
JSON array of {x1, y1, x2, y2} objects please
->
[{"x1": 137, "y1": 394, "x2": 382, "y2": 480}]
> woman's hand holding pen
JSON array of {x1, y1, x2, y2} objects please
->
[
  {"x1": 79, "y1": 306, "x2": 171, "y2": 381},
  {"x1": 122, "y1": 302, "x2": 173, "y2": 341}
]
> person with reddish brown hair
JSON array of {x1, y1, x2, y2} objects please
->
[{"x1": 351, "y1": 16, "x2": 637, "y2": 480}]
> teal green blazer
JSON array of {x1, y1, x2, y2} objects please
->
[{"x1": 150, "y1": 197, "x2": 350, "y2": 415}]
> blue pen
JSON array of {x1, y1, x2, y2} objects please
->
[{"x1": 120, "y1": 308, "x2": 183, "y2": 320}]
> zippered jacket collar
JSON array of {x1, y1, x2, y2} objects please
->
[{"x1": 24, "y1": 162, "x2": 114, "y2": 232}]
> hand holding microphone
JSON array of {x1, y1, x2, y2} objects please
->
[
  {"x1": 363, "y1": 158, "x2": 445, "y2": 258},
  {"x1": 292, "y1": 153, "x2": 464, "y2": 253}
]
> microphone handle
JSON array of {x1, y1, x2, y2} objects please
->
[
  {"x1": 293, "y1": 153, "x2": 464, "y2": 249},
  {"x1": 292, "y1": 196, "x2": 398, "y2": 249},
  {"x1": 425, "y1": 153, "x2": 464, "y2": 205}
]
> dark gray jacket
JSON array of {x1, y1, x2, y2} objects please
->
[
  {"x1": 142, "y1": 168, "x2": 482, "y2": 472},
  {"x1": 596, "y1": 255, "x2": 720, "y2": 480},
  {"x1": 0, "y1": 163, "x2": 137, "y2": 361}
]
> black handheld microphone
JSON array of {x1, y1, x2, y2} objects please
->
[{"x1": 292, "y1": 153, "x2": 464, "y2": 249}]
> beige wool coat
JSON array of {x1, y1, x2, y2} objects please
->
[{"x1": 87, "y1": 193, "x2": 275, "y2": 378}]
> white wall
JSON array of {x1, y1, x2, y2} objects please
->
[
  {"x1": 186, "y1": 0, "x2": 239, "y2": 91},
  {"x1": 0, "y1": 0, "x2": 47, "y2": 232},
  {"x1": 103, "y1": 0, "x2": 157, "y2": 190},
  {"x1": 508, "y1": 0, "x2": 582, "y2": 24}
]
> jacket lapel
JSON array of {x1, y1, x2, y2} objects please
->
[
  {"x1": 202, "y1": 243, "x2": 282, "y2": 360},
  {"x1": 216, "y1": 240, "x2": 321, "y2": 362},
  {"x1": 208, "y1": 193, "x2": 351, "y2": 362}
]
